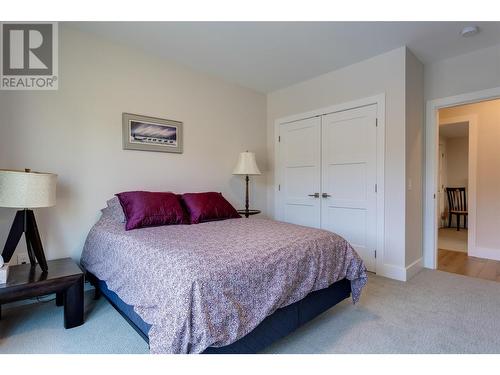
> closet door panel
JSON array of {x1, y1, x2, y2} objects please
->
[
  {"x1": 277, "y1": 117, "x2": 321, "y2": 228},
  {"x1": 321, "y1": 105, "x2": 378, "y2": 272}
]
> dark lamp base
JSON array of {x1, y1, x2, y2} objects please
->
[{"x1": 1, "y1": 209, "x2": 48, "y2": 272}]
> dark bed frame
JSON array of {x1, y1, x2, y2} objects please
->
[{"x1": 86, "y1": 271, "x2": 351, "y2": 354}]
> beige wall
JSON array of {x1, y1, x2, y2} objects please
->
[
  {"x1": 267, "y1": 47, "x2": 409, "y2": 277},
  {"x1": 0, "y1": 25, "x2": 267, "y2": 262},
  {"x1": 445, "y1": 137, "x2": 469, "y2": 188},
  {"x1": 440, "y1": 99, "x2": 500, "y2": 253},
  {"x1": 425, "y1": 43, "x2": 500, "y2": 101},
  {"x1": 404, "y1": 49, "x2": 424, "y2": 268}
]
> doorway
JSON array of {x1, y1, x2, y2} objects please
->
[
  {"x1": 437, "y1": 117, "x2": 470, "y2": 273},
  {"x1": 425, "y1": 88, "x2": 500, "y2": 282},
  {"x1": 437, "y1": 119, "x2": 469, "y2": 252}
]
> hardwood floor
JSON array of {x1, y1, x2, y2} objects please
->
[
  {"x1": 438, "y1": 228, "x2": 467, "y2": 253},
  {"x1": 438, "y1": 249, "x2": 500, "y2": 282}
]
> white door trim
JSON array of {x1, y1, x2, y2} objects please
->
[
  {"x1": 274, "y1": 94, "x2": 385, "y2": 274},
  {"x1": 424, "y1": 86, "x2": 500, "y2": 269}
]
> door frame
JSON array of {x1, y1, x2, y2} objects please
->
[
  {"x1": 437, "y1": 139, "x2": 447, "y2": 228},
  {"x1": 274, "y1": 93, "x2": 385, "y2": 273},
  {"x1": 424, "y1": 86, "x2": 500, "y2": 269}
]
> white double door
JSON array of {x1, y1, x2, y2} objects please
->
[{"x1": 277, "y1": 104, "x2": 378, "y2": 272}]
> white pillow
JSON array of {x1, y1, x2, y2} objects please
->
[{"x1": 102, "y1": 196, "x2": 126, "y2": 223}]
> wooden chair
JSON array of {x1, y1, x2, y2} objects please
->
[{"x1": 446, "y1": 187, "x2": 468, "y2": 231}]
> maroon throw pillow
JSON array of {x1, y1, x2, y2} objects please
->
[
  {"x1": 175, "y1": 193, "x2": 191, "y2": 225},
  {"x1": 181, "y1": 192, "x2": 241, "y2": 224},
  {"x1": 116, "y1": 191, "x2": 186, "y2": 230}
]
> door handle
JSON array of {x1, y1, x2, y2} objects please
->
[
  {"x1": 322, "y1": 193, "x2": 331, "y2": 198},
  {"x1": 308, "y1": 193, "x2": 320, "y2": 198}
]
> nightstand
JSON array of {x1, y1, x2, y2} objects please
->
[
  {"x1": 237, "y1": 209, "x2": 261, "y2": 218},
  {"x1": 0, "y1": 258, "x2": 84, "y2": 328}
]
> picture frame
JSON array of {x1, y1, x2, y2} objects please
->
[{"x1": 122, "y1": 113, "x2": 183, "y2": 154}]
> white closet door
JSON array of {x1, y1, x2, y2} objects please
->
[
  {"x1": 321, "y1": 105, "x2": 378, "y2": 271},
  {"x1": 278, "y1": 117, "x2": 321, "y2": 228}
]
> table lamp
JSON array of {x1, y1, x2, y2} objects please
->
[
  {"x1": 233, "y1": 152, "x2": 261, "y2": 215},
  {"x1": 0, "y1": 169, "x2": 57, "y2": 272}
]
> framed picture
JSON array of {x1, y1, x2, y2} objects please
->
[{"x1": 122, "y1": 113, "x2": 183, "y2": 154}]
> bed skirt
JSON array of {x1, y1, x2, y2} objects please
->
[{"x1": 86, "y1": 272, "x2": 351, "y2": 354}]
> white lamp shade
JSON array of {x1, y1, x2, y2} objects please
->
[
  {"x1": 0, "y1": 169, "x2": 57, "y2": 208},
  {"x1": 232, "y1": 152, "x2": 261, "y2": 175}
]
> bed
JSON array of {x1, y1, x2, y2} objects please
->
[{"x1": 80, "y1": 201, "x2": 367, "y2": 354}]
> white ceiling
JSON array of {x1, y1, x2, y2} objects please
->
[
  {"x1": 70, "y1": 22, "x2": 500, "y2": 93},
  {"x1": 440, "y1": 122, "x2": 469, "y2": 138}
]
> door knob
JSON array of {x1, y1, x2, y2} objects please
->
[
  {"x1": 322, "y1": 193, "x2": 331, "y2": 198},
  {"x1": 308, "y1": 193, "x2": 320, "y2": 198}
]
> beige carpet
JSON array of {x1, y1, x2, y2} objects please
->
[
  {"x1": 1, "y1": 269, "x2": 500, "y2": 354},
  {"x1": 439, "y1": 228, "x2": 468, "y2": 253}
]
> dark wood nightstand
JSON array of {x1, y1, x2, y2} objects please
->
[
  {"x1": 237, "y1": 209, "x2": 261, "y2": 218},
  {"x1": 0, "y1": 258, "x2": 84, "y2": 329}
]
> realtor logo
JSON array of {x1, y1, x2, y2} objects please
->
[{"x1": 1, "y1": 22, "x2": 58, "y2": 90}]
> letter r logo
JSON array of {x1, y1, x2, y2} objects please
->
[{"x1": 2, "y1": 23, "x2": 53, "y2": 75}]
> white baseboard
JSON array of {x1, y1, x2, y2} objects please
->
[
  {"x1": 405, "y1": 257, "x2": 423, "y2": 280},
  {"x1": 469, "y1": 246, "x2": 500, "y2": 261},
  {"x1": 378, "y1": 263, "x2": 407, "y2": 281},
  {"x1": 377, "y1": 257, "x2": 423, "y2": 282}
]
